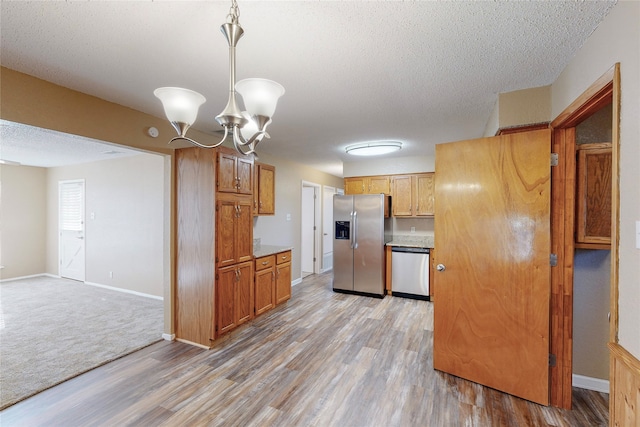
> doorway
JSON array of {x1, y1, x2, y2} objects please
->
[
  {"x1": 321, "y1": 186, "x2": 336, "y2": 273},
  {"x1": 549, "y1": 64, "x2": 619, "y2": 408},
  {"x1": 301, "y1": 181, "x2": 321, "y2": 278}
]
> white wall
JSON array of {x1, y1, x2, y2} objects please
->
[
  {"x1": 0, "y1": 164, "x2": 47, "y2": 279},
  {"x1": 46, "y1": 154, "x2": 165, "y2": 297},
  {"x1": 551, "y1": 1, "x2": 640, "y2": 358},
  {"x1": 343, "y1": 155, "x2": 435, "y2": 177}
]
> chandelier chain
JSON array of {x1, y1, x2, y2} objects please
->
[{"x1": 227, "y1": 0, "x2": 240, "y2": 24}]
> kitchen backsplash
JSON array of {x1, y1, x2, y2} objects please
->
[{"x1": 392, "y1": 217, "x2": 434, "y2": 236}]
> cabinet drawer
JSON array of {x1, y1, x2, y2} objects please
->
[
  {"x1": 276, "y1": 251, "x2": 291, "y2": 265},
  {"x1": 255, "y1": 255, "x2": 275, "y2": 271}
]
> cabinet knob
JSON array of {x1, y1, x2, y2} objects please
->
[
  {"x1": 436, "y1": 264, "x2": 446, "y2": 272},
  {"x1": 262, "y1": 261, "x2": 269, "y2": 266}
]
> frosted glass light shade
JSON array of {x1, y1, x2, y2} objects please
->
[
  {"x1": 345, "y1": 141, "x2": 402, "y2": 156},
  {"x1": 235, "y1": 78, "x2": 285, "y2": 118},
  {"x1": 154, "y1": 87, "x2": 206, "y2": 125}
]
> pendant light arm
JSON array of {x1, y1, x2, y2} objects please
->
[{"x1": 169, "y1": 126, "x2": 228, "y2": 149}]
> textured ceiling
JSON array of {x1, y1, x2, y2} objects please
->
[
  {"x1": 0, "y1": 121, "x2": 143, "y2": 168},
  {"x1": 0, "y1": 1, "x2": 616, "y2": 175}
]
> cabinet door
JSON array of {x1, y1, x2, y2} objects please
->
[
  {"x1": 275, "y1": 261, "x2": 292, "y2": 304},
  {"x1": 254, "y1": 267, "x2": 275, "y2": 315},
  {"x1": 257, "y1": 164, "x2": 275, "y2": 215},
  {"x1": 344, "y1": 177, "x2": 365, "y2": 195},
  {"x1": 576, "y1": 144, "x2": 611, "y2": 247},
  {"x1": 216, "y1": 199, "x2": 237, "y2": 267},
  {"x1": 391, "y1": 175, "x2": 413, "y2": 216},
  {"x1": 415, "y1": 173, "x2": 435, "y2": 216},
  {"x1": 217, "y1": 152, "x2": 238, "y2": 193},
  {"x1": 237, "y1": 157, "x2": 253, "y2": 195},
  {"x1": 368, "y1": 176, "x2": 390, "y2": 194},
  {"x1": 236, "y1": 198, "x2": 254, "y2": 263},
  {"x1": 236, "y1": 261, "x2": 254, "y2": 325},
  {"x1": 216, "y1": 265, "x2": 237, "y2": 336}
]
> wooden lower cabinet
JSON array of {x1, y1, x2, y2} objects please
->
[
  {"x1": 275, "y1": 251, "x2": 292, "y2": 304},
  {"x1": 216, "y1": 261, "x2": 254, "y2": 337},
  {"x1": 254, "y1": 255, "x2": 276, "y2": 315}
]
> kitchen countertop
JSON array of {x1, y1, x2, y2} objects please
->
[
  {"x1": 253, "y1": 245, "x2": 293, "y2": 258},
  {"x1": 386, "y1": 235, "x2": 434, "y2": 249}
]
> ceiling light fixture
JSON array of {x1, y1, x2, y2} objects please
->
[
  {"x1": 345, "y1": 141, "x2": 403, "y2": 156},
  {"x1": 154, "y1": 0, "x2": 284, "y2": 156}
]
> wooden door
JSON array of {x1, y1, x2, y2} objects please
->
[
  {"x1": 217, "y1": 152, "x2": 238, "y2": 193},
  {"x1": 236, "y1": 261, "x2": 254, "y2": 325},
  {"x1": 368, "y1": 176, "x2": 390, "y2": 194},
  {"x1": 237, "y1": 157, "x2": 253, "y2": 194},
  {"x1": 391, "y1": 175, "x2": 412, "y2": 216},
  {"x1": 433, "y1": 129, "x2": 551, "y2": 406},
  {"x1": 216, "y1": 265, "x2": 237, "y2": 336},
  {"x1": 344, "y1": 177, "x2": 365, "y2": 194},
  {"x1": 236, "y1": 197, "x2": 254, "y2": 263},
  {"x1": 254, "y1": 267, "x2": 274, "y2": 315},
  {"x1": 216, "y1": 198, "x2": 237, "y2": 267},
  {"x1": 415, "y1": 173, "x2": 435, "y2": 216},
  {"x1": 257, "y1": 163, "x2": 275, "y2": 215},
  {"x1": 276, "y1": 261, "x2": 292, "y2": 304}
]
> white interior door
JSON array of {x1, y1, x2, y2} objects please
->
[
  {"x1": 301, "y1": 186, "x2": 315, "y2": 275},
  {"x1": 322, "y1": 186, "x2": 336, "y2": 271},
  {"x1": 59, "y1": 180, "x2": 85, "y2": 281}
]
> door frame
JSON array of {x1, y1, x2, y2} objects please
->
[
  {"x1": 548, "y1": 63, "x2": 620, "y2": 408},
  {"x1": 301, "y1": 181, "x2": 322, "y2": 275}
]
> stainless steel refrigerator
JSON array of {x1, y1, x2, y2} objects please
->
[{"x1": 332, "y1": 194, "x2": 392, "y2": 297}]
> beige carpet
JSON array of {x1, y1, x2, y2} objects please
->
[{"x1": 0, "y1": 276, "x2": 163, "y2": 410}]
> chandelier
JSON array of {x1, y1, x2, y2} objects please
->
[{"x1": 154, "y1": 0, "x2": 285, "y2": 155}]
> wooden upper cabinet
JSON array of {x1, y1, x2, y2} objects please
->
[
  {"x1": 344, "y1": 177, "x2": 365, "y2": 194},
  {"x1": 254, "y1": 162, "x2": 275, "y2": 216},
  {"x1": 415, "y1": 173, "x2": 435, "y2": 216},
  {"x1": 575, "y1": 143, "x2": 612, "y2": 249},
  {"x1": 216, "y1": 148, "x2": 253, "y2": 194},
  {"x1": 344, "y1": 176, "x2": 390, "y2": 195},
  {"x1": 391, "y1": 175, "x2": 413, "y2": 216},
  {"x1": 391, "y1": 173, "x2": 435, "y2": 217}
]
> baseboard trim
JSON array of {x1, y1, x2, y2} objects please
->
[
  {"x1": 176, "y1": 338, "x2": 212, "y2": 350},
  {"x1": 0, "y1": 272, "x2": 59, "y2": 283},
  {"x1": 572, "y1": 374, "x2": 609, "y2": 394},
  {"x1": 84, "y1": 281, "x2": 163, "y2": 301},
  {"x1": 291, "y1": 278, "x2": 302, "y2": 287},
  {"x1": 162, "y1": 333, "x2": 175, "y2": 341}
]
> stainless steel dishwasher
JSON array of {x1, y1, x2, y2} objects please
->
[{"x1": 391, "y1": 246, "x2": 430, "y2": 300}]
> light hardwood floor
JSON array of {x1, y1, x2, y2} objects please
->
[{"x1": 0, "y1": 272, "x2": 608, "y2": 426}]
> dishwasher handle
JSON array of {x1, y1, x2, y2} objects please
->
[{"x1": 391, "y1": 246, "x2": 430, "y2": 254}]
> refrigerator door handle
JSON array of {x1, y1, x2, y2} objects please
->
[{"x1": 352, "y1": 210, "x2": 358, "y2": 249}]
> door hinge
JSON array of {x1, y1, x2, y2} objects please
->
[
  {"x1": 549, "y1": 354, "x2": 557, "y2": 367},
  {"x1": 550, "y1": 253, "x2": 558, "y2": 267},
  {"x1": 550, "y1": 153, "x2": 559, "y2": 167}
]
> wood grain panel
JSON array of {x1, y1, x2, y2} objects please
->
[
  {"x1": 391, "y1": 175, "x2": 412, "y2": 216},
  {"x1": 215, "y1": 198, "x2": 237, "y2": 268},
  {"x1": 236, "y1": 261, "x2": 254, "y2": 326},
  {"x1": 609, "y1": 342, "x2": 640, "y2": 427},
  {"x1": 275, "y1": 261, "x2": 291, "y2": 304},
  {"x1": 176, "y1": 147, "x2": 215, "y2": 347},
  {"x1": 254, "y1": 267, "x2": 275, "y2": 315},
  {"x1": 434, "y1": 130, "x2": 551, "y2": 405},
  {"x1": 415, "y1": 173, "x2": 435, "y2": 216},
  {"x1": 237, "y1": 157, "x2": 253, "y2": 195},
  {"x1": 236, "y1": 197, "x2": 254, "y2": 263},
  {"x1": 368, "y1": 176, "x2": 390, "y2": 194},
  {"x1": 217, "y1": 152, "x2": 238, "y2": 193},
  {"x1": 344, "y1": 177, "x2": 365, "y2": 194},
  {"x1": 576, "y1": 144, "x2": 612, "y2": 245},
  {"x1": 216, "y1": 264, "x2": 237, "y2": 336},
  {"x1": 257, "y1": 163, "x2": 275, "y2": 215}
]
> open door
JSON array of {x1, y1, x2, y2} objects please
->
[{"x1": 433, "y1": 129, "x2": 551, "y2": 405}]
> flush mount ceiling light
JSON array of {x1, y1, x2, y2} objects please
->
[
  {"x1": 154, "y1": 0, "x2": 284, "y2": 156},
  {"x1": 345, "y1": 141, "x2": 403, "y2": 156}
]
